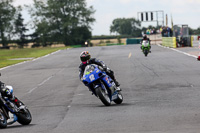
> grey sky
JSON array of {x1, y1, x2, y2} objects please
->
[{"x1": 13, "y1": 0, "x2": 200, "y2": 35}]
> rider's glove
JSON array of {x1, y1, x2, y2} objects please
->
[
  {"x1": 0, "y1": 81, "x2": 5, "y2": 89},
  {"x1": 102, "y1": 65, "x2": 107, "y2": 71}
]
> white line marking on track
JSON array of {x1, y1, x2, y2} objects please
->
[
  {"x1": 27, "y1": 68, "x2": 65, "y2": 94},
  {"x1": 77, "y1": 94, "x2": 84, "y2": 96},
  {"x1": 28, "y1": 75, "x2": 54, "y2": 94}
]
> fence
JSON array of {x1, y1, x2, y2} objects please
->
[{"x1": 126, "y1": 39, "x2": 142, "y2": 45}]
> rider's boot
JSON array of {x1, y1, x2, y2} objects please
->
[
  {"x1": 114, "y1": 80, "x2": 120, "y2": 87},
  {"x1": 7, "y1": 112, "x2": 18, "y2": 125},
  {"x1": 113, "y1": 79, "x2": 122, "y2": 92},
  {"x1": 107, "y1": 70, "x2": 121, "y2": 90}
]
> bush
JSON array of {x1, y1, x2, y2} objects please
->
[
  {"x1": 92, "y1": 35, "x2": 132, "y2": 40},
  {"x1": 117, "y1": 36, "x2": 121, "y2": 44},
  {"x1": 31, "y1": 43, "x2": 41, "y2": 48},
  {"x1": 105, "y1": 40, "x2": 112, "y2": 43},
  {"x1": 0, "y1": 46, "x2": 10, "y2": 49},
  {"x1": 99, "y1": 40, "x2": 104, "y2": 44}
]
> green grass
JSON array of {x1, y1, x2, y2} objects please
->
[
  {"x1": 70, "y1": 45, "x2": 82, "y2": 48},
  {"x1": 106, "y1": 43, "x2": 124, "y2": 46},
  {"x1": 0, "y1": 47, "x2": 68, "y2": 68}
]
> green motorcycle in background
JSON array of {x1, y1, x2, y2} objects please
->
[{"x1": 141, "y1": 40, "x2": 151, "y2": 57}]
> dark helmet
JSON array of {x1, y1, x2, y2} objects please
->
[
  {"x1": 143, "y1": 34, "x2": 147, "y2": 39},
  {"x1": 80, "y1": 51, "x2": 91, "y2": 64}
]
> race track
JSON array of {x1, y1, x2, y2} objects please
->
[{"x1": 1, "y1": 44, "x2": 200, "y2": 133}]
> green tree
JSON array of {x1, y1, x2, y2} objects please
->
[
  {"x1": 117, "y1": 36, "x2": 121, "y2": 44},
  {"x1": 196, "y1": 27, "x2": 200, "y2": 35},
  {"x1": 71, "y1": 26, "x2": 92, "y2": 45},
  {"x1": 34, "y1": 20, "x2": 52, "y2": 47},
  {"x1": 188, "y1": 27, "x2": 193, "y2": 35},
  {"x1": 29, "y1": 0, "x2": 95, "y2": 46},
  {"x1": 110, "y1": 18, "x2": 141, "y2": 37},
  {"x1": 0, "y1": 0, "x2": 16, "y2": 47},
  {"x1": 192, "y1": 27, "x2": 200, "y2": 35},
  {"x1": 14, "y1": 13, "x2": 28, "y2": 48}
]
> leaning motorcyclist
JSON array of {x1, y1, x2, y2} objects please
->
[
  {"x1": 141, "y1": 34, "x2": 151, "y2": 52},
  {"x1": 0, "y1": 80, "x2": 23, "y2": 124},
  {"x1": 79, "y1": 51, "x2": 120, "y2": 87},
  {"x1": 0, "y1": 81, "x2": 21, "y2": 107}
]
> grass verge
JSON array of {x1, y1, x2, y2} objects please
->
[{"x1": 0, "y1": 47, "x2": 68, "y2": 68}]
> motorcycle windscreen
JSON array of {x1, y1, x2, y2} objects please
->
[
  {"x1": 142, "y1": 40, "x2": 149, "y2": 47},
  {"x1": 83, "y1": 65, "x2": 96, "y2": 76},
  {"x1": 82, "y1": 64, "x2": 99, "y2": 84}
]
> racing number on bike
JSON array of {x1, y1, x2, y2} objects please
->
[{"x1": 89, "y1": 74, "x2": 95, "y2": 81}]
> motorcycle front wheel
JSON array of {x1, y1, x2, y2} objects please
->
[
  {"x1": 0, "y1": 111, "x2": 7, "y2": 128},
  {"x1": 144, "y1": 49, "x2": 148, "y2": 57},
  {"x1": 16, "y1": 101, "x2": 32, "y2": 125},
  {"x1": 95, "y1": 86, "x2": 111, "y2": 106}
]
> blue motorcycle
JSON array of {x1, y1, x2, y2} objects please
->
[{"x1": 82, "y1": 64, "x2": 123, "y2": 106}]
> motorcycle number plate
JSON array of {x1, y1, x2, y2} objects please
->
[
  {"x1": 89, "y1": 74, "x2": 95, "y2": 81},
  {"x1": 112, "y1": 94, "x2": 118, "y2": 100}
]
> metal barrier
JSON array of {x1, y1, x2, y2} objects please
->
[{"x1": 126, "y1": 38, "x2": 142, "y2": 45}]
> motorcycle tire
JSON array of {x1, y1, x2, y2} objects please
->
[
  {"x1": 144, "y1": 49, "x2": 148, "y2": 57},
  {"x1": 0, "y1": 111, "x2": 7, "y2": 128},
  {"x1": 95, "y1": 86, "x2": 111, "y2": 106},
  {"x1": 17, "y1": 108, "x2": 32, "y2": 125},
  {"x1": 113, "y1": 92, "x2": 123, "y2": 104}
]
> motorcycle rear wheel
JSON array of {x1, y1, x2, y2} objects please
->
[
  {"x1": 113, "y1": 92, "x2": 123, "y2": 104},
  {"x1": 0, "y1": 111, "x2": 7, "y2": 128}
]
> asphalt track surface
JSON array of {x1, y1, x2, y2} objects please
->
[{"x1": 0, "y1": 44, "x2": 200, "y2": 133}]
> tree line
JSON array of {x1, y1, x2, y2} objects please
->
[
  {"x1": 0, "y1": 0, "x2": 95, "y2": 48},
  {"x1": 1, "y1": 0, "x2": 200, "y2": 48}
]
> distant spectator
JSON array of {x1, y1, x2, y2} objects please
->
[
  {"x1": 166, "y1": 26, "x2": 171, "y2": 37},
  {"x1": 160, "y1": 27, "x2": 163, "y2": 34},
  {"x1": 162, "y1": 27, "x2": 167, "y2": 37},
  {"x1": 153, "y1": 28, "x2": 156, "y2": 34},
  {"x1": 170, "y1": 28, "x2": 173, "y2": 37},
  {"x1": 175, "y1": 29, "x2": 179, "y2": 38},
  {"x1": 146, "y1": 29, "x2": 150, "y2": 35}
]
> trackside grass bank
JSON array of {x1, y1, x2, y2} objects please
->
[{"x1": 0, "y1": 47, "x2": 71, "y2": 68}]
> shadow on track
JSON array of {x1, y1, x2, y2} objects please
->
[{"x1": 5, "y1": 124, "x2": 36, "y2": 129}]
